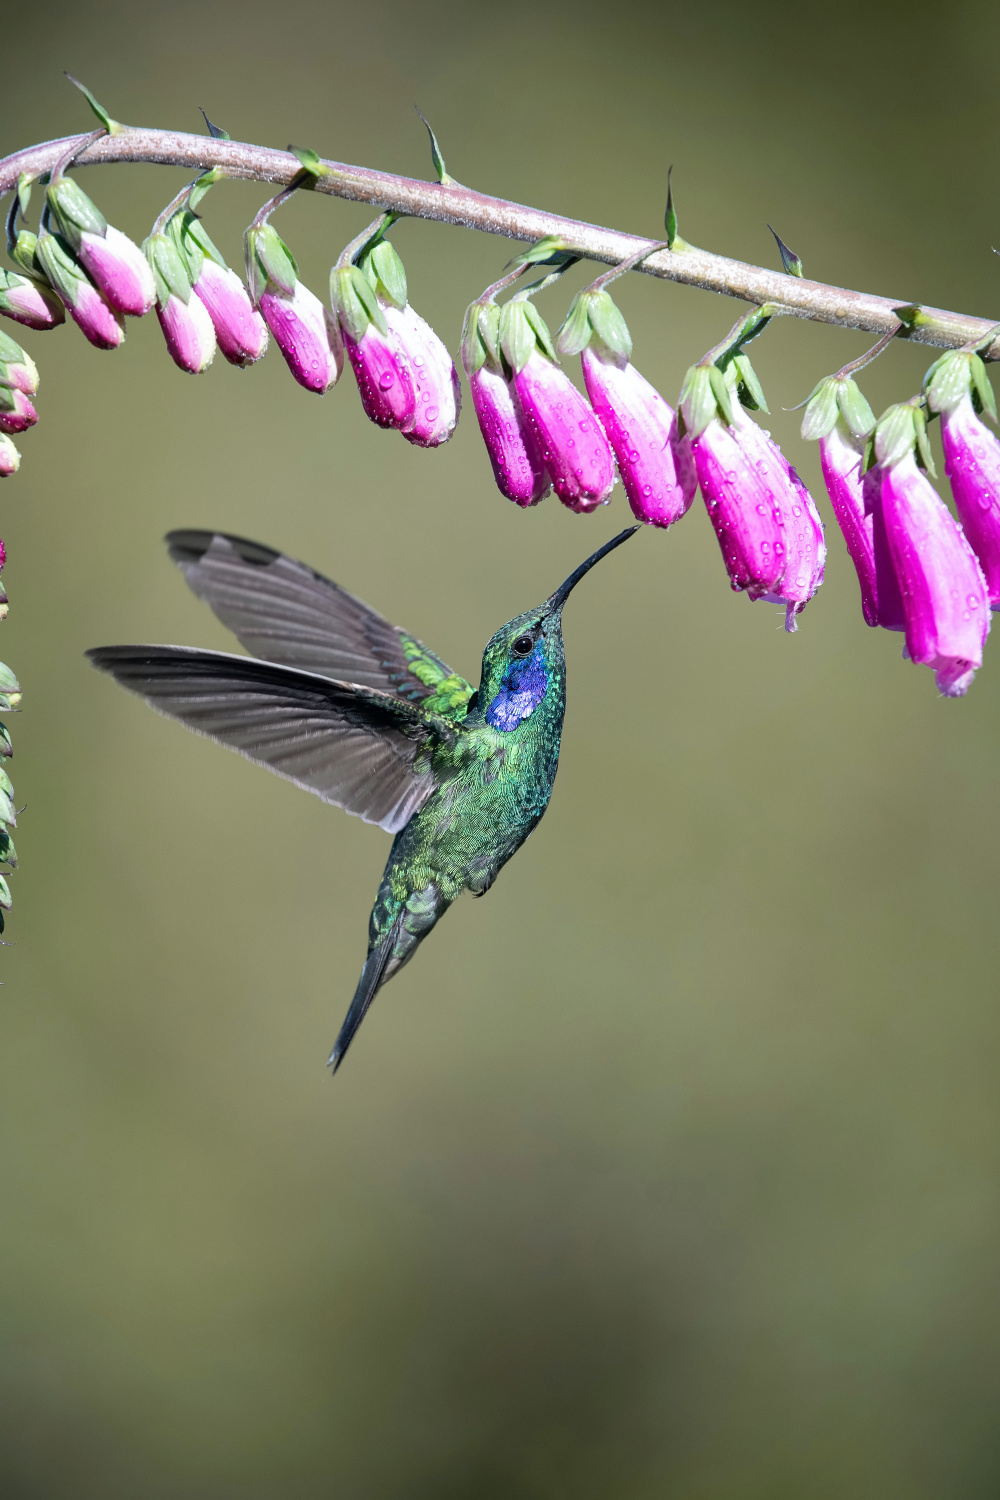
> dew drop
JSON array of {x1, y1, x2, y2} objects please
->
[
  {"x1": 968, "y1": 593, "x2": 980, "y2": 607},
  {"x1": 791, "y1": 505, "x2": 801, "y2": 517},
  {"x1": 642, "y1": 484, "x2": 652, "y2": 496},
  {"x1": 756, "y1": 503, "x2": 767, "y2": 515},
  {"x1": 425, "y1": 406, "x2": 439, "y2": 422},
  {"x1": 379, "y1": 372, "x2": 394, "y2": 390},
  {"x1": 761, "y1": 541, "x2": 771, "y2": 553},
  {"x1": 775, "y1": 542, "x2": 784, "y2": 554}
]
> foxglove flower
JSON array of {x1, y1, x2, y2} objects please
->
[
  {"x1": 870, "y1": 399, "x2": 989, "y2": 696},
  {"x1": 0, "y1": 269, "x2": 64, "y2": 331},
  {"x1": 168, "y1": 212, "x2": 267, "y2": 368},
  {"x1": 461, "y1": 302, "x2": 548, "y2": 506},
  {"x1": 247, "y1": 224, "x2": 340, "y2": 392},
  {"x1": 680, "y1": 353, "x2": 825, "y2": 628},
  {"x1": 925, "y1": 348, "x2": 1000, "y2": 606},
  {"x1": 47, "y1": 177, "x2": 154, "y2": 316},
  {"x1": 0, "y1": 389, "x2": 37, "y2": 435},
  {"x1": 34, "y1": 229, "x2": 125, "y2": 350},
  {"x1": 144, "y1": 232, "x2": 216, "y2": 374},
  {"x1": 500, "y1": 298, "x2": 615, "y2": 513},
  {"x1": 801, "y1": 375, "x2": 878, "y2": 625},
  {"x1": 330, "y1": 256, "x2": 413, "y2": 426},
  {"x1": 0, "y1": 331, "x2": 38, "y2": 396},
  {"x1": 331, "y1": 236, "x2": 458, "y2": 442},
  {"x1": 556, "y1": 287, "x2": 693, "y2": 525},
  {"x1": 0, "y1": 436, "x2": 19, "y2": 477}
]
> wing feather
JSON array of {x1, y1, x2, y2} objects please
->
[
  {"x1": 165, "y1": 530, "x2": 465, "y2": 705},
  {"x1": 87, "y1": 645, "x2": 440, "y2": 833}
]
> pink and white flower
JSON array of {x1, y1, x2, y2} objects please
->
[
  {"x1": 512, "y1": 349, "x2": 615, "y2": 512},
  {"x1": 0, "y1": 389, "x2": 38, "y2": 435},
  {"x1": 193, "y1": 259, "x2": 268, "y2": 368},
  {"x1": 382, "y1": 301, "x2": 460, "y2": 448},
  {"x1": 0, "y1": 436, "x2": 19, "y2": 477},
  {"x1": 0, "y1": 271, "x2": 65, "y2": 332},
  {"x1": 260, "y1": 281, "x2": 341, "y2": 392},
  {"x1": 870, "y1": 399, "x2": 989, "y2": 696},
  {"x1": 157, "y1": 291, "x2": 217, "y2": 374},
  {"x1": 34, "y1": 230, "x2": 125, "y2": 350},
  {"x1": 75, "y1": 225, "x2": 155, "y2": 317},
  {"x1": 925, "y1": 348, "x2": 1000, "y2": 607},
  {"x1": 581, "y1": 345, "x2": 695, "y2": 527},
  {"x1": 467, "y1": 360, "x2": 549, "y2": 507}
]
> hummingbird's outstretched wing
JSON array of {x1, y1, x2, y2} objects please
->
[
  {"x1": 165, "y1": 530, "x2": 474, "y2": 721},
  {"x1": 86, "y1": 645, "x2": 457, "y2": 834}
]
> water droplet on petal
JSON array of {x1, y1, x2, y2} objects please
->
[
  {"x1": 425, "y1": 406, "x2": 439, "y2": 422},
  {"x1": 379, "y1": 372, "x2": 394, "y2": 390}
]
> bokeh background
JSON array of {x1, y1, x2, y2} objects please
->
[{"x1": 4, "y1": 1, "x2": 1000, "y2": 1494}]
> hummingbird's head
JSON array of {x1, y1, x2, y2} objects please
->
[{"x1": 471, "y1": 527, "x2": 638, "y2": 732}]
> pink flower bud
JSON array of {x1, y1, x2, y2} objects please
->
[
  {"x1": 0, "y1": 436, "x2": 19, "y2": 477},
  {"x1": 68, "y1": 280, "x2": 125, "y2": 350},
  {"x1": 76, "y1": 226, "x2": 155, "y2": 317},
  {"x1": 156, "y1": 292, "x2": 216, "y2": 374},
  {"x1": 343, "y1": 320, "x2": 416, "y2": 428},
  {"x1": 0, "y1": 389, "x2": 38, "y2": 435},
  {"x1": 0, "y1": 272, "x2": 65, "y2": 331},
  {"x1": 876, "y1": 453, "x2": 989, "y2": 696},
  {"x1": 581, "y1": 345, "x2": 694, "y2": 527},
  {"x1": 818, "y1": 420, "x2": 878, "y2": 627},
  {"x1": 512, "y1": 351, "x2": 615, "y2": 513},
  {"x1": 468, "y1": 364, "x2": 549, "y2": 507},
  {"x1": 381, "y1": 302, "x2": 460, "y2": 448},
  {"x1": 260, "y1": 281, "x2": 342, "y2": 393},
  {"x1": 939, "y1": 394, "x2": 1000, "y2": 607},
  {"x1": 193, "y1": 260, "x2": 268, "y2": 368}
]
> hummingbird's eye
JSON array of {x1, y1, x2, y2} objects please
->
[{"x1": 512, "y1": 635, "x2": 534, "y2": 656}]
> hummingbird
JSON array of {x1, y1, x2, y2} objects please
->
[{"x1": 87, "y1": 524, "x2": 638, "y2": 1071}]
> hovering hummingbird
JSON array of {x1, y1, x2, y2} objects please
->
[{"x1": 88, "y1": 524, "x2": 638, "y2": 1071}]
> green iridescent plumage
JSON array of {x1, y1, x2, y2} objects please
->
[{"x1": 87, "y1": 526, "x2": 637, "y2": 1071}]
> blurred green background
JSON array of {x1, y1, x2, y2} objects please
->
[{"x1": 4, "y1": 1, "x2": 1000, "y2": 1494}]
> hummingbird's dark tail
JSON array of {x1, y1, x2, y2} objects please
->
[{"x1": 328, "y1": 915, "x2": 404, "y2": 1074}]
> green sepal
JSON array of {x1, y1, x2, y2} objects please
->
[
  {"x1": 0, "y1": 829, "x2": 17, "y2": 867},
  {"x1": 924, "y1": 349, "x2": 970, "y2": 418},
  {"x1": 0, "y1": 766, "x2": 13, "y2": 799},
  {"x1": 0, "y1": 330, "x2": 28, "y2": 368},
  {"x1": 329, "y1": 265, "x2": 387, "y2": 341},
  {"x1": 358, "y1": 240, "x2": 407, "y2": 309},
  {"x1": 290, "y1": 146, "x2": 327, "y2": 179},
  {"x1": 0, "y1": 874, "x2": 12, "y2": 912},
  {"x1": 252, "y1": 224, "x2": 298, "y2": 297},
  {"x1": 587, "y1": 291, "x2": 632, "y2": 360},
  {"x1": 971, "y1": 355, "x2": 998, "y2": 423},
  {"x1": 837, "y1": 378, "x2": 876, "y2": 440},
  {"x1": 874, "y1": 402, "x2": 918, "y2": 469},
  {"x1": 0, "y1": 389, "x2": 18, "y2": 416},
  {"x1": 0, "y1": 722, "x2": 12, "y2": 757},
  {"x1": 0, "y1": 695, "x2": 21, "y2": 714},
  {"x1": 0, "y1": 268, "x2": 39, "y2": 305},
  {"x1": 16, "y1": 174, "x2": 33, "y2": 220},
  {"x1": 461, "y1": 303, "x2": 500, "y2": 373},
  {"x1": 499, "y1": 301, "x2": 537, "y2": 374},
  {"x1": 0, "y1": 788, "x2": 15, "y2": 825},
  {"x1": 64, "y1": 73, "x2": 121, "y2": 134},
  {"x1": 34, "y1": 231, "x2": 85, "y2": 304},
  {"x1": 170, "y1": 210, "x2": 226, "y2": 280},
  {"x1": 143, "y1": 232, "x2": 192, "y2": 307},
  {"x1": 0, "y1": 663, "x2": 20, "y2": 694},
  {"x1": 555, "y1": 293, "x2": 593, "y2": 358},
  {"x1": 708, "y1": 364, "x2": 733, "y2": 425},
  {"x1": 47, "y1": 178, "x2": 106, "y2": 251},
  {"x1": 187, "y1": 168, "x2": 224, "y2": 214},
  {"x1": 732, "y1": 353, "x2": 768, "y2": 412},
  {"x1": 9, "y1": 231, "x2": 47, "y2": 281},
  {"x1": 680, "y1": 365, "x2": 723, "y2": 439},
  {"x1": 800, "y1": 376, "x2": 840, "y2": 441},
  {"x1": 520, "y1": 300, "x2": 557, "y2": 362},
  {"x1": 912, "y1": 404, "x2": 936, "y2": 477}
]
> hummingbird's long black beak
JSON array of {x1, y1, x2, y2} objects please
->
[{"x1": 545, "y1": 526, "x2": 640, "y2": 614}]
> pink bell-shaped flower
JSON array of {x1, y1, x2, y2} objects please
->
[
  {"x1": 144, "y1": 231, "x2": 216, "y2": 374},
  {"x1": 461, "y1": 301, "x2": 548, "y2": 506},
  {"x1": 247, "y1": 223, "x2": 340, "y2": 392},
  {"x1": 0, "y1": 435, "x2": 19, "y2": 477},
  {"x1": 47, "y1": 177, "x2": 154, "y2": 316},
  {"x1": 925, "y1": 346, "x2": 1000, "y2": 607},
  {"x1": 166, "y1": 211, "x2": 267, "y2": 369},
  {"x1": 35, "y1": 228, "x2": 125, "y2": 350},
  {"x1": 0, "y1": 269, "x2": 65, "y2": 331}
]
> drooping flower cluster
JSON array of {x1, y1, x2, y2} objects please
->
[
  {"x1": 329, "y1": 229, "x2": 459, "y2": 446},
  {"x1": 679, "y1": 344, "x2": 826, "y2": 631},
  {"x1": 802, "y1": 352, "x2": 997, "y2": 697}
]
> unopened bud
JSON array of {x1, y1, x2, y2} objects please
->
[
  {"x1": 0, "y1": 874, "x2": 12, "y2": 911},
  {"x1": 0, "y1": 330, "x2": 39, "y2": 394},
  {"x1": 0, "y1": 388, "x2": 37, "y2": 435},
  {"x1": 0, "y1": 723, "x2": 11, "y2": 758},
  {"x1": 0, "y1": 787, "x2": 16, "y2": 825},
  {"x1": 170, "y1": 214, "x2": 267, "y2": 367},
  {"x1": 0, "y1": 436, "x2": 19, "y2": 478},
  {"x1": 0, "y1": 269, "x2": 65, "y2": 331},
  {"x1": 35, "y1": 230, "x2": 125, "y2": 350},
  {"x1": 47, "y1": 177, "x2": 154, "y2": 317},
  {"x1": 0, "y1": 829, "x2": 17, "y2": 867},
  {"x1": 145, "y1": 232, "x2": 216, "y2": 374}
]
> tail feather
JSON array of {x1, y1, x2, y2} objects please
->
[{"x1": 328, "y1": 915, "x2": 404, "y2": 1074}]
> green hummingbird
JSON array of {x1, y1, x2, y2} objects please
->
[{"x1": 87, "y1": 524, "x2": 637, "y2": 1070}]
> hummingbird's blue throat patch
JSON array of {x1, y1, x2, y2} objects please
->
[{"x1": 485, "y1": 645, "x2": 549, "y2": 732}]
